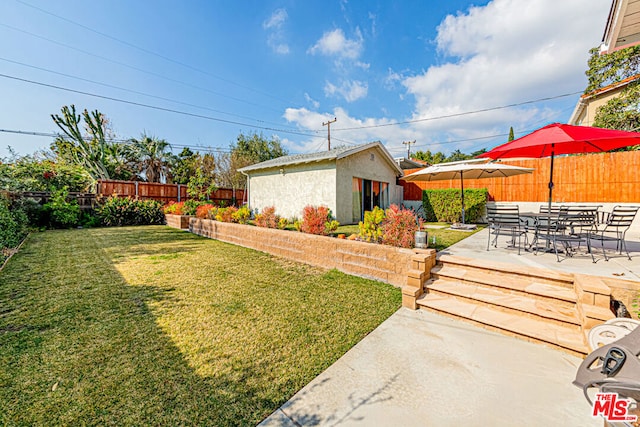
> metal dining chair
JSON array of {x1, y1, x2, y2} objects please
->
[
  {"x1": 589, "y1": 205, "x2": 639, "y2": 261},
  {"x1": 486, "y1": 205, "x2": 528, "y2": 255}
]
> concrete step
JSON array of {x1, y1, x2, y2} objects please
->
[
  {"x1": 426, "y1": 278, "x2": 582, "y2": 327},
  {"x1": 417, "y1": 294, "x2": 589, "y2": 354},
  {"x1": 436, "y1": 254, "x2": 575, "y2": 286},
  {"x1": 431, "y1": 264, "x2": 577, "y2": 304}
]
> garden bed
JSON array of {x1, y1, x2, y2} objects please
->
[{"x1": 189, "y1": 217, "x2": 434, "y2": 287}]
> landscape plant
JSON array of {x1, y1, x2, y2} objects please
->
[
  {"x1": 196, "y1": 204, "x2": 215, "y2": 219},
  {"x1": 0, "y1": 195, "x2": 28, "y2": 263},
  {"x1": 300, "y1": 205, "x2": 339, "y2": 236},
  {"x1": 422, "y1": 188, "x2": 487, "y2": 223},
  {"x1": 42, "y1": 187, "x2": 80, "y2": 229},
  {"x1": 215, "y1": 206, "x2": 237, "y2": 222},
  {"x1": 163, "y1": 201, "x2": 184, "y2": 215},
  {"x1": 232, "y1": 205, "x2": 251, "y2": 224},
  {"x1": 381, "y1": 204, "x2": 423, "y2": 248},
  {"x1": 98, "y1": 196, "x2": 164, "y2": 226},
  {"x1": 358, "y1": 206, "x2": 385, "y2": 242},
  {"x1": 255, "y1": 206, "x2": 279, "y2": 228}
]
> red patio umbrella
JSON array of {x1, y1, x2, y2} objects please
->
[{"x1": 479, "y1": 123, "x2": 640, "y2": 210}]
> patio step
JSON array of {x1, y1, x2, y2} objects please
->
[
  {"x1": 416, "y1": 294, "x2": 589, "y2": 354},
  {"x1": 431, "y1": 264, "x2": 577, "y2": 304},
  {"x1": 417, "y1": 255, "x2": 593, "y2": 354},
  {"x1": 425, "y1": 278, "x2": 582, "y2": 328}
]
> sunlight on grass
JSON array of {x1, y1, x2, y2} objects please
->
[{"x1": 0, "y1": 226, "x2": 400, "y2": 426}]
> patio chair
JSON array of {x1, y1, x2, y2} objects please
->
[
  {"x1": 486, "y1": 205, "x2": 528, "y2": 255},
  {"x1": 589, "y1": 205, "x2": 639, "y2": 261},
  {"x1": 535, "y1": 207, "x2": 597, "y2": 263}
]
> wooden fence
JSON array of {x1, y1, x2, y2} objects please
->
[
  {"x1": 6, "y1": 191, "x2": 96, "y2": 210},
  {"x1": 401, "y1": 150, "x2": 640, "y2": 203},
  {"x1": 96, "y1": 180, "x2": 245, "y2": 206}
]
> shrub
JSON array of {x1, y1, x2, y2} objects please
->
[
  {"x1": 255, "y1": 206, "x2": 279, "y2": 228},
  {"x1": 98, "y1": 196, "x2": 164, "y2": 226},
  {"x1": 0, "y1": 195, "x2": 29, "y2": 254},
  {"x1": 358, "y1": 206, "x2": 385, "y2": 242},
  {"x1": 163, "y1": 201, "x2": 184, "y2": 215},
  {"x1": 196, "y1": 204, "x2": 215, "y2": 219},
  {"x1": 381, "y1": 204, "x2": 423, "y2": 248},
  {"x1": 422, "y1": 188, "x2": 488, "y2": 223},
  {"x1": 215, "y1": 206, "x2": 237, "y2": 222},
  {"x1": 232, "y1": 205, "x2": 251, "y2": 224},
  {"x1": 43, "y1": 187, "x2": 80, "y2": 229},
  {"x1": 300, "y1": 205, "x2": 339, "y2": 235},
  {"x1": 277, "y1": 217, "x2": 289, "y2": 230},
  {"x1": 183, "y1": 199, "x2": 206, "y2": 216},
  {"x1": 207, "y1": 206, "x2": 219, "y2": 220}
]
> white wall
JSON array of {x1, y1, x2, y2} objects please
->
[
  {"x1": 336, "y1": 147, "x2": 401, "y2": 224},
  {"x1": 247, "y1": 161, "x2": 336, "y2": 220}
]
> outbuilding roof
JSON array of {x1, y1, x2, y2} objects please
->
[{"x1": 238, "y1": 141, "x2": 403, "y2": 176}]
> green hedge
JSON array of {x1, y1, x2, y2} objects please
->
[
  {"x1": 422, "y1": 188, "x2": 488, "y2": 223},
  {"x1": 98, "y1": 196, "x2": 165, "y2": 227}
]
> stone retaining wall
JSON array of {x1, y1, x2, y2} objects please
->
[
  {"x1": 189, "y1": 217, "x2": 435, "y2": 287},
  {"x1": 165, "y1": 214, "x2": 190, "y2": 230}
]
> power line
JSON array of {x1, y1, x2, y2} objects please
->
[
  {"x1": 331, "y1": 91, "x2": 582, "y2": 131},
  {"x1": 15, "y1": 0, "x2": 301, "y2": 109},
  {"x1": 0, "y1": 22, "x2": 285, "y2": 114},
  {"x1": 0, "y1": 127, "x2": 233, "y2": 153},
  {"x1": 0, "y1": 73, "x2": 324, "y2": 140},
  {"x1": 0, "y1": 57, "x2": 304, "y2": 131}
]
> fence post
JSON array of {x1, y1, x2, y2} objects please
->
[
  {"x1": 135, "y1": 181, "x2": 139, "y2": 199},
  {"x1": 177, "y1": 184, "x2": 181, "y2": 202}
]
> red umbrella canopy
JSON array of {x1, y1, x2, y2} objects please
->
[{"x1": 480, "y1": 123, "x2": 640, "y2": 159}]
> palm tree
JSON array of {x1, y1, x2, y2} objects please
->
[{"x1": 129, "y1": 134, "x2": 173, "y2": 183}]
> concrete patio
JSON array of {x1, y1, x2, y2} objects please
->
[
  {"x1": 259, "y1": 309, "x2": 600, "y2": 427},
  {"x1": 440, "y1": 226, "x2": 640, "y2": 282}
]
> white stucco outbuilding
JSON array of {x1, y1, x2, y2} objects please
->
[{"x1": 239, "y1": 142, "x2": 404, "y2": 224}]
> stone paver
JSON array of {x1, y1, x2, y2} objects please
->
[{"x1": 259, "y1": 309, "x2": 599, "y2": 427}]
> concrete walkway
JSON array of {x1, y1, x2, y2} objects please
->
[{"x1": 259, "y1": 309, "x2": 599, "y2": 427}]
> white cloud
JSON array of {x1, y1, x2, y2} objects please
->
[
  {"x1": 285, "y1": 0, "x2": 611, "y2": 155},
  {"x1": 263, "y1": 9, "x2": 287, "y2": 30},
  {"x1": 308, "y1": 28, "x2": 364, "y2": 60},
  {"x1": 304, "y1": 93, "x2": 320, "y2": 109},
  {"x1": 401, "y1": 0, "x2": 610, "y2": 135},
  {"x1": 263, "y1": 9, "x2": 290, "y2": 54},
  {"x1": 324, "y1": 80, "x2": 368, "y2": 102}
]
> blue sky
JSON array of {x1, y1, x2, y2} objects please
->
[{"x1": 0, "y1": 0, "x2": 611, "y2": 159}]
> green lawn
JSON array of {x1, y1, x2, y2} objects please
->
[{"x1": 0, "y1": 226, "x2": 401, "y2": 426}]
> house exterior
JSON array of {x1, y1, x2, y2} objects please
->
[
  {"x1": 601, "y1": 0, "x2": 640, "y2": 54},
  {"x1": 568, "y1": 74, "x2": 640, "y2": 126},
  {"x1": 238, "y1": 142, "x2": 404, "y2": 224}
]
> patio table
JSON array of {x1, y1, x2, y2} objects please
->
[{"x1": 519, "y1": 212, "x2": 555, "y2": 251}]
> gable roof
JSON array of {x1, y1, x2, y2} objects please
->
[
  {"x1": 601, "y1": 0, "x2": 640, "y2": 54},
  {"x1": 238, "y1": 141, "x2": 404, "y2": 176}
]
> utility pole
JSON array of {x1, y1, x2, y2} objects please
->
[
  {"x1": 323, "y1": 117, "x2": 337, "y2": 151},
  {"x1": 402, "y1": 140, "x2": 416, "y2": 158}
]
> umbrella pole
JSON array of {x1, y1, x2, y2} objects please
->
[
  {"x1": 460, "y1": 174, "x2": 465, "y2": 224},
  {"x1": 547, "y1": 144, "x2": 555, "y2": 213}
]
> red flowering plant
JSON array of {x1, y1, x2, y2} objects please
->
[
  {"x1": 163, "y1": 201, "x2": 184, "y2": 215},
  {"x1": 255, "y1": 206, "x2": 279, "y2": 228},
  {"x1": 300, "y1": 205, "x2": 339, "y2": 235},
  {"x1": 380, "y1": 204, "x2": 423, "y2": 248},
  {"x1": 195, "y1": 204, "x2": 215, "y2": 219}
]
